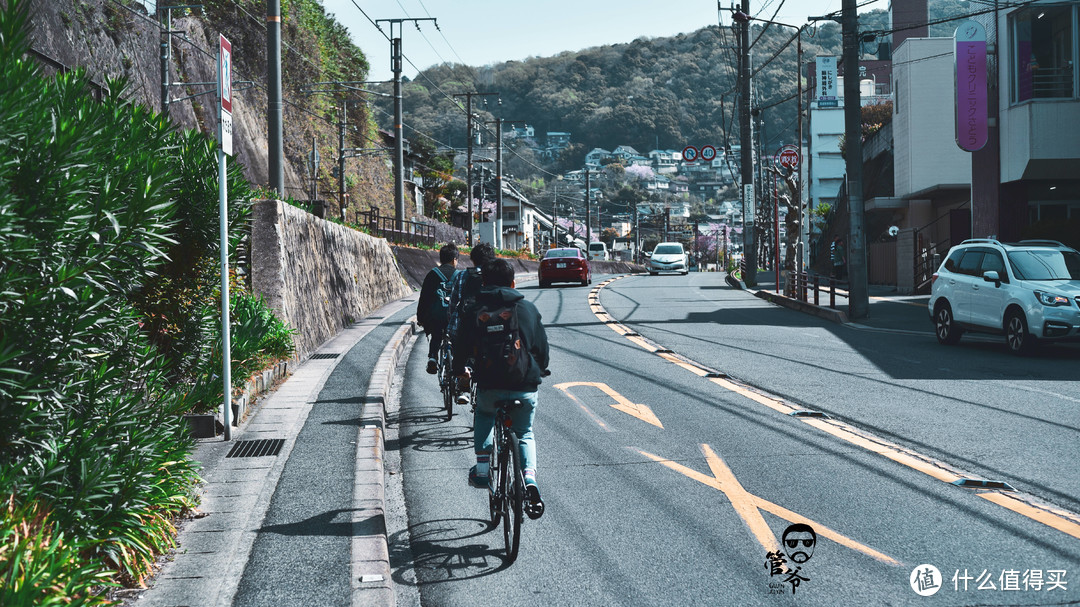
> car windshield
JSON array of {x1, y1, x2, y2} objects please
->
[
  {"x1": 654, "y1": 245, "x2": 683, "y2": 255},
  {"x1": 1007, "y1": 249, "x2": 1080, "y2": 280},
  {"x1": 544, "y1": 249, "x2": 580, "y2": 259}
]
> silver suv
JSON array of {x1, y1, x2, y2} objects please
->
[{"x1": 929, "y1": 239, "x2": 1080, "y2": 354}]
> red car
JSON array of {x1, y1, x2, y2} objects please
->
[{"x1": 538, "y1": 247, "x2": 592, "y2": 287}]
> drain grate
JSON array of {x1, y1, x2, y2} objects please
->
[
  {"x1": 226, "y1": 439, "x2": 285, "y2": 458},
  {"x1": 310, "y1": 352, "x2": 340, "y2": 360}
]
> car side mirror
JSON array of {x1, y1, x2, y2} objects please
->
[{"x1": 982, "y1": 270, "x2": 1001, "y2": 287}]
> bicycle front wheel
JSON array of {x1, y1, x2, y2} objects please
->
[{"x1": 501, "y1": 435, "x2": 522, "y2": 563}]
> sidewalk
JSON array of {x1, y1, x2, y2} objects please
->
[
  {"x1": 129, "y1": 295, "x2": 420, "y2": 607},
  {"x1": 739, "y1": 269, "x2": 933, "y2": 335}
]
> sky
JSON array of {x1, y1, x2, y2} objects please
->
[{"x1": 318, "y1": 0, "x2": 865, "y2": 82}]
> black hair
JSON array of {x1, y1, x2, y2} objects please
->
[
  {"x1": 782, "y1": 523, "x2": 817, "y2": 542},
  {"x1": 439, "y1": 243, "x2": 459, "y2": 264},
  {"x1": 470, "y1": 242, "x2": 496, "y2": 267},
  {"x1": 482, "y1": 259, "x2": 515, "y2": 287}
]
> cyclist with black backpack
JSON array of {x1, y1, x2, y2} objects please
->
[
  {"x1": 417, "y1": 243, "x2": 459, "y2": 374},
  {"x1": 446, "y1": 242, "x2": 497, "y2": 404},
  {"x1": 453, "y1": 258, "x2": 549, "y2": 518}
]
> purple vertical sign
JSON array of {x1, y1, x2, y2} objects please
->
[{"x1": 954, "y1": 21, "x2": 988, "y2": 152}]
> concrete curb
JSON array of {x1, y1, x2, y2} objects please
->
[
  {"x1": 752, "y1": 289, "x2": 849, "y2": 324},
  {"x1": 350, "y1": 318, "x2": 419, "y2": 607}
]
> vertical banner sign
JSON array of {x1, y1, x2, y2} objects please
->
[
  {"x1": 218, "y1": 34, "x2": 233, "y2": 440},
  {"x1": 743, "y1": 183, "x2": 755, "y2": 219},
  {"x1": 954, "y1": 21, "x2": 987, "y2": 152},
  {"x1": 219, "y1": 35, "x2": 234, "y2": 156},
  {"x1": 817, "y1": 56, "x2": 838, "y2": 107}
]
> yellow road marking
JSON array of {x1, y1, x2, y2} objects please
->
[
  {"x1": 708, "y1": 377, "x2": 799, "y2": 415},
  {"x1": 979, "y1": 492, "x2": 1080, "y2": 541},
  {"x1": 555, "y1": 382, "x2": 663, "y2": 428},
  {"x1": 800, "y1": 419, "x2": 962, "y2": 484},
  {"x1": 639, "y1": 444, "x2": 900, "y2": 565},
  {"x1": 552, "y1": 385, "x2": 611, "y2": 431}
]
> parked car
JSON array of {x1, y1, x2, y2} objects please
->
[
  {"x1": 539, "y1": 247, "x2": 591, "y2": 287},
  {"x1": 648, "y1": 242, "x2": 689, "y2": 275},
  {"x1": 588, "y1": 241, "x2": 609, "y2": 261},
  {"x1": 929, "y1": 239, "x2": 1080, "y2": 354}
]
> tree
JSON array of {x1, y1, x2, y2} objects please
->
[{"x1": 410, "y1": 135, "x2": 454, "y2": 220}]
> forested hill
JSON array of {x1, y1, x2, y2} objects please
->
[{"x1": 373, "y1": 0, "x2": 969, "y2": 174}]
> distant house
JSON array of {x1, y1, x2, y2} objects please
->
[
  {"x1": 649, "y1": 149, "x2": 682, "y2": 174},
  {"x1": 546, "y1": 132, "x2": 571, "y2": 148},
  {"x1": 584, "y1": 148, "x2": 610, "y2": 168}
]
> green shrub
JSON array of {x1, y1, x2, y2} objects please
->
[{"x1": 0, "y1": 0, "x2": 201, "y2": 599}]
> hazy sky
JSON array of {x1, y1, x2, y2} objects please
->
[{"x1": 318, "y1": 0, "x2": 868, "y2": 82}]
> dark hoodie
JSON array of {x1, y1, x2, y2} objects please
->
[{"x1": 453, "y1": 285, "x2": 550, "y2": 391}]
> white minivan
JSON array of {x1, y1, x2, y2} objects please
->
[{"x1": 588, "y1": 241, "x2": 609, "y2": 261}]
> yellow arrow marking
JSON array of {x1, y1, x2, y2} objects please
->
[
  {"x1": 555, "y1": 382, "x2": 664, "y2": 429},
  {"x1": 639, "y1": 444, "x2": 900, "y2": 566}
]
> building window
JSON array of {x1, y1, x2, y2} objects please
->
[
  {"x1": 504, "y1": 210, "x2": 517, "y2": 222},
  {"x1": 1011, "y1": 5, "x2": 1077, "y2": 103}
]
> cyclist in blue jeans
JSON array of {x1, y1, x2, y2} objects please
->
[{"x1": 453, "y1": 258, "x2": 549, "y2": 518}]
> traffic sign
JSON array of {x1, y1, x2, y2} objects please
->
[
  {"x1": 775, "y1": 145, "x2": 800, "y2": 169},
  {"x1": 700, "y1": 145, "x2": 717, "y2": 162},
  {"x1": 219, "y1": 34, "x2": 233, "y2": 156},
  {"x1": 682, "y1": 146, "x2": 698, "y2": 162}
]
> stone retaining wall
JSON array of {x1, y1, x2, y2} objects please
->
[{"x1": 251, "y1": 200, "x2": 411, "y2": 360}]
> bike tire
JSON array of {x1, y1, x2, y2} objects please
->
[
  {"x1": 439, "y1": 345, "x2": 453, "y2": 420},
  {"x1": 488, "y1": 428, "x2": 501, "y2": 526},
  {"x1": 501, "y1": 438, "x2": 522, "y2": 563}
]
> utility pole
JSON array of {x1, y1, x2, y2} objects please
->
[
  {"x1": 841, "y1": 0, "x2": 868, "y2": 318},
  {"x1": 338, "y1": 102, "x2": 346, "y2": 220},
  {"x1": 453, "y1": 91, "x2": 498, "y2": 245},
  {"x1": 552, "y1": 187, "x2": 559, "y2": 247},
  {"x1": 268, "y1": 0, "x2": 284, "y2": 195},
  {"x1": 159, "y1": 5, "x2": 171, "y2": 117},
  {"x1": 734, "y1": 5, "x2": 756, "y2": 286},
  {"x1": 378, "y1": 18, "x2": 435, "y2": 231},
  {"x1": 495, "y1": 119, "x2": 503, "y2": 249}
]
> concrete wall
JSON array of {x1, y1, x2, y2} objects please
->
[
  {"x1": 251, "y1": 200, "x2": 411, "y2": 360},
  {"x1": 893, "y1": 38, "x2": 972, "y2": 197}
]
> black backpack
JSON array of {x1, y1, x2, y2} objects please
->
[
  {"x1": 426, "y1": 267, "x2": 454, "y2": 324},
  {"x1": 472, "y1": 301, "x2": 532, "y2": 387}
]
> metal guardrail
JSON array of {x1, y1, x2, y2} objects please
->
[
  {"x1": 356, "y1": 207, "x2": 436, "y2": 247},
  {"x1": 791, "y1": 271, "x2": 849, "y2": 309}
]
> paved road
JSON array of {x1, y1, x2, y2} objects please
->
[{"x1": 388, "y1": 272, "x2": 1080, "y2": 605}]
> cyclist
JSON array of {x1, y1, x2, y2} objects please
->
[
  {"x1": 416, "y1": 243, "x2": 459, "y2": 374},
  {"x1": 453, "y1": 258, "x2": 549, "y2": 518},
  {"x1": 446, "y1": 241, "x2": 497, "y2": 404}
]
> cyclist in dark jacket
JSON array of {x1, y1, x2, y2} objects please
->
[
  {"x1": 416, "y1": 243, "x2": 459, "y2": 374},
  {"x1": 454, "y1": 258, "x2": 549, "y2": 519},
  {"x1": 446, "y1": 242, "x2": 497, "y2": 404}
]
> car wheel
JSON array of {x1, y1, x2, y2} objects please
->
[
  {"x1": 1005, "y1": 310, "x2": 1036, "y2": 355},
  {"x1": 649, "y1": 271, "x2": 657, "y2": 276},
  {"x1": 681, "y1": 270, "x2": 689, "y2": 275},
  {"x1": 934, "y1": 302, "x2": 962, "y2": 345},
  {"x1": 539, "y1": 281, "x2": 549, "y2": 289}
]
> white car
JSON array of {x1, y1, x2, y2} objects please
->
[
  {"x1": 928, "y1": 239, "x2": 1080, "y2": 354},
  {"x1": 648, "y1": 242, "x2": 689, "y2": 275}
]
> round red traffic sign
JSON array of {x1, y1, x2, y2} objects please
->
[
  {"x1": 682, "y1": 146, "x2": 699, "y2": 162},
  {"x1": 775, "y1": 145, "x2": 800, "y2": 169},
  {"x1": 700, "y1": 145, "x2": 717, "y2": 161}
]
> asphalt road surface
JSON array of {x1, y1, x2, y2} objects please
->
[{"x1": 387, "y1": 271, "x2": 1080, "y2": 606}]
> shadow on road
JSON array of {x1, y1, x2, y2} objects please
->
[{"x1": 389, "y1": 518, "x2": 511, "y2": 585}]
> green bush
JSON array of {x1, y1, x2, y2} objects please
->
[{"x1": 0, "y1": 0, "x2": 200, "y2": 601}]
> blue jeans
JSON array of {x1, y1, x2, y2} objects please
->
[{"x1": 474, "y1": 388, "x2": 537, "y2": 474}]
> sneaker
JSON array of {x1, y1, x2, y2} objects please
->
[
  {"x1": 524, "y1": 483, "x2": 545, "y2": 519},
  {"x1": 426, "y1": 358, "x2": 438, "y2": 374},
  {"x1": 456, "y1": 392, "x2": 471, "y2": 405},
  {"x1": 468, "y1": 465, "x2": 488, "y2": 489}
]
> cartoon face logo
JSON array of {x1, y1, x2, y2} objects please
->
[{"x1": 782, "y1": 523, "x2": 817, "y2": 564}]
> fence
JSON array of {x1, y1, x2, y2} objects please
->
[
  {"x1": 791, "y1": 271, "x2": 849, "y2": 309},
  {"x1": 356, "y1": 207, "x2": 437, "y2": 247}
]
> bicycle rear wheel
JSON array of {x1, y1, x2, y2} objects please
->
[
  {"x1": 501, "y1": 436, "x2": 522, "y2": 563},
  {"x1": 487, "y1": 428, "x2": 500, "y2": 526},
  {"x1": 438, "y1": 344, "x2": 453, "y2": 420}
]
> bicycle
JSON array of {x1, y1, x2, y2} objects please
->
[
  {"x1": 487, "y1": 399, "x2": 525, "y2": 563},
  {"x1": 436, "y1": 330, "x2": 454, "y2": 420}
]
